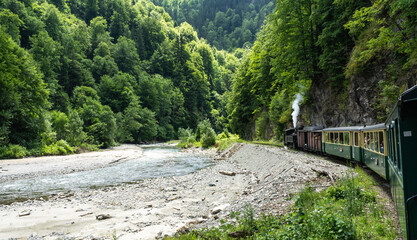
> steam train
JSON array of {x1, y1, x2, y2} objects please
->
[{"x1": 284, "y1": 85, "x2": 417, "y2": 239}]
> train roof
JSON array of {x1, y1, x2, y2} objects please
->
[
  {"x1": 285, "y1": 128, "x2": 296, "y2": 132},
  {"x1": 298, "y1": 126, "x2": 323, "y2": 132},
  {"x1": 362, "y1": 123, "x2": 386, "y2": 131},
  {"x1": 322, "y1": 126, "x2": 363, "y2": 132},
  {"x1": 399, "y1": 84, "x2": 417, "y2": 102}
]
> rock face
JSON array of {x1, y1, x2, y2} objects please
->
[
  {"x1": 303, "y1": 57, "x2": 417, "y2": 128},
  {"x1": 304, "y1": 66, "x2": 385, "y2": 128}
]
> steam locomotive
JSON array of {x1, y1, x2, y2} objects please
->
[{"x1": 284, "y1": 85, "x2": 417, "y2": 239}]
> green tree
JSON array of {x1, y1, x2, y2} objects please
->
[
  {"x1": 51, "y1": 110, "x2": 69, "y2": 140},
  {"x1": 0, "y1": 9, "x2": 23, "y2": 44},
  {"x1": 85, "y1": 0, "x2": 99, "y2": 23},
  {"x1": 66, "y1": 110, "x2": 86, "y2": 145},
  {"x1": 112, "y1": 36, "x2": 140, "y2": 74},
  {"x1": 91, "y1": 42, "x2": 118, "y2": 80},
  {"x1": 29, "y1": 31, "x2": 63, "y2": 100},
  {"x1": 98, "y1": 72, "x2": 137, "y2": 113},
  {"x1": 89, "y1": 16, "x2": 112, "y2": 52},
  {"x1": 0, "y1": 27, "x2": 49, "y2": 146}
]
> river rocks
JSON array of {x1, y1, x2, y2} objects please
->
[
  {"x1": 96, "y1": 214, "x2": 111, "y2": 221},
  {"x1": 0, "y1": 143, "x2": 353, "y2": 240},
  {"x1": 211, "y1": 204, "x2": 230, "y2": 215},
  {"x1": 18, "y1": 210, "x2": 31, "y2": 217}
]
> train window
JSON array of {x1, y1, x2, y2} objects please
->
[
  {"x1": 375, "y1": 132, "x2": 380, "y2": 152},
  {"x1": 391, "y1": 128, "x2": 397, "y2": 165},
  {"x1": 354, "y1": 133, "x2": 359, "y2": 146},
  {"x1": 371, "y1": 132, "x2": 376, "y2": 151},
  {"x1": 395, "y1": 120, "x2": 402, "y2": 172},
  {"x1": 339, "y1": 132, "x2": 344, "y2": 144},
  {"x1": 366, "y1": 132, "x2": 370, "y2": 149},
  {"x1": 379, "y1": 131, "x2": 384, "y2": 154},
  {"x1": 344, "y1": 133, "x2": 350, "y2": 145},
  {"x1": 330, "y1": 132, "x2": 334, "y2": 143},
  {"x1": 363, "y1": 133, "x2": 366, "y2": 148},
  {"x1": 369, "y1": 132, "x2": 372, "y2": 150},
  {"x1": 334, "y1": 132, "x2": 339, "y2": 143}
]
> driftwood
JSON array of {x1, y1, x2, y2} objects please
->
[
  {"x1": 18, "y1": 211, "x2": 31, "y2": 217},
  {"x1": 311, "y1": 168, "x2": 335, "y2": 184},
  {"x1": 79, "y1": 212, "x2": 93, "y2": 217},
  {"x1": 219, "y1": 170, "x2": 236, "y2": 176}
]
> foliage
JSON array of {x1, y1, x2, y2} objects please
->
[
  {"x1": 0, "y1": 0, "x2": 240, "y2": 158},
  {"x1": 0, "y1": 26, "x2": 49, "y2": 147},
  {"x1": 39, "y1": 140, "x2": 75, "y2": 156},
  {"x1": 166, "y1": 168, "x2": 398, "y2": 240},
  {"x1": 228, "y1": 0, "x2": 369, "y2": 140},
  {"x1": 177, "y1": 127, "x2": 195, "y2": 148},
  {"x1": 150, "y1": 0, "x2": 275, "y2": 51},
  {"x1": 201, "y1": 127, "x2": 216, "y2": 148},
  {"x1": 0, "y1": 144, "x2": 29, "y2": 159}
]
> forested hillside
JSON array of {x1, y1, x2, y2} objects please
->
[
  {"x1": 150, "y1": 0, "x2": 275, "y2": 50},
  {"x1": 0, "y1": 0, "x2": 239, "y2": 157},
  {"x1": 228, "y1": 0, "x2": 417, "y2": 140}
]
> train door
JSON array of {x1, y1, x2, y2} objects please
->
[
  {"x1": 352, "y1": 132, "x2": 361, "y2": 161},
  {"x1": 304, "y1": 132, "x2": 308, "y2": 149},
  {"x1": 351, "y1": 132, "x2": 355, "y2": 159}
]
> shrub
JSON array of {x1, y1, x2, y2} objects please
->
[
  {"x1": 0, "y1": 144, "x2": 28, "y2": 159},
  {"x1": 177, "y1": 128, "x2": 195, "y2": 148},
  {"x1": 201, "y1": 127, "x2": 216, "y2": 148},
  {"x1": 40, "y1": 140, "x2": 75, "y2": 156},
  {"x1": 195, "y1": 119, "x2": 212, "y2": 141}
]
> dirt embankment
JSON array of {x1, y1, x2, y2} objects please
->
[{"x1": 0, "y1": 144, "x2": 350, "y2": 239}]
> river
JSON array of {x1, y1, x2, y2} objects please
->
[{"x1": 0, "y1": 144, "x2": 214, "y2": 204}]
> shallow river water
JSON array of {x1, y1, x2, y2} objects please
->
[{"x1": 0, "y1": 144, "x2": 214, "y2": 204}]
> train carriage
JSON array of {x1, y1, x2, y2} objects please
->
[
  {"x1": 385, "y1": 85, "x2": 417, "y2": 240},
  {"x1": 287, "y1": 85, "x2": 417, "y2": 239},
  {"x1": 361, "y1": 124, "x2": 388, "y2": 179},
  {"x1": 297, "y1": 126, "x2": 323, "y2": 152},
  {"x1": 321, "y1": 126, "x2": 362, "y2": 160}
]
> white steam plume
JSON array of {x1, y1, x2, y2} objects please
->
[{"x1": 291, "y1": 93, "x2": 303, "y2": 128}]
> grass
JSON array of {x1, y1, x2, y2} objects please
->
[
  {"x1": 0, "y1": 141, "x2": 100, "y2": 159},
  {"x1": 164, "y1": 167, "x2": 398, "y2": 240},
  {"x1": 217, "y1": 134, "x2": 242, "y2": 151},
  {"x1": 250, "y1": 140, "x2": 284, "y2": 147}
]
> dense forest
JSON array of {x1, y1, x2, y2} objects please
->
[
  {"x1": 2, "y1": 0, "x2": 417, "y2": 157},
  {"x1": 150, "y1": 0, "x2": 275, "y2": 50},
  {"x1": 0, "y1": 0, "x2": 240, "y2": 157},
  {"x1": 228, "y1": 0, "x2": 417, "y2": 140}
]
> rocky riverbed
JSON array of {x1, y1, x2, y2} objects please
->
[{"x1": 0, "y1": 143, "x2": 352, "y2": 239}]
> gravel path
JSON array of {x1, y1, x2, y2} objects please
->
[{"x1": 0, "y1": 143, "x2": 350, "y2": 239}]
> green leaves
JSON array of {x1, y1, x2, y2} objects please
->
[{"x1": 0, "y1": 27, "x2": 49, "y2": 146}]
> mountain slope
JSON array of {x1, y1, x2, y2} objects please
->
[{"x1": 150, "y1": 0, "x2": 275, "y2": 50}]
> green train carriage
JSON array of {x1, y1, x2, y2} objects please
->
[
  {"x1": 385, "y1": 85, "x2": 417, "y2": 240},
  {"x1": 294, "y1": 85, "x2": 417, "y2": 238},
  {"x1": 322, "y1": 126, "x2": 362, "y2": 161}
]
